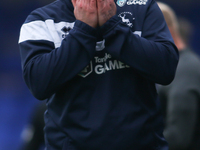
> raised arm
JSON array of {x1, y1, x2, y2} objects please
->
[
  {"x1": 101, "y1": 0, "x2": 179, "y2": 85},
  {"x1": 19, "y1": 16, "x2": 97, "y2": 100}
]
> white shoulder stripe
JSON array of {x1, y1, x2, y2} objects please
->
[
  {"x1": 19, "y1": 20, "x2": 54, "y2": 43},
  {"x1": 19, "y1": 20, "x2": 75, "y2": 48},
  {"x1": 19, "y1": 19, "x2": 141, "y2": 48}
]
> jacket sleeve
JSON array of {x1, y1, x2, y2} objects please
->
[
  {"x1": 101, "y1": 0, "x2": 179, "y2": 85},
  {"x1": 19, "y1": 20, "x2": 97, "y2": 100}
]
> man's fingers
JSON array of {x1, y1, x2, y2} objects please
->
[
  {"x1": 72, "y1": 0, "x2": 98, "y2": 28},
  {"x1": 90, "y1": 0, "x2": 97, "y2": 5},
  {"x1": 97, "y1": 0, "x2": 116, "y2": 26},
  {"x1": 97, "y1": 0, "x2": 116, "y2": 10},
  {"x1": 87, "y1": 0, "x2": 97, "y2": 10},
  {"x1": 97, "y1": 0, "x2": 105, "y2": 8},
  {"x1": 71, "y1": 0, "x2": 76, "y2": 7}
]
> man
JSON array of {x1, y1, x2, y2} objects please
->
[
  {"x1": 18, "y1": 0, "x2": 178, "y2": 149},
  {"x1": 157, "y1": 2, "x2": 200, "y2": 150}
]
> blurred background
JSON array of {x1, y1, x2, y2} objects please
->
[{"x1": 0, "y1": 0, "x2": 199, "y2": 149}]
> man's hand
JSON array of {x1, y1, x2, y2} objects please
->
[
  {"x1": 97, "y1": 0, "x2": 117, "y2": 26},
  {"x1": 72, "y1": 0, "x2": 98, "y2": 28}
]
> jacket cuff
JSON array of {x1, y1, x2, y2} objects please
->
[
  {"x1": 74, "y1": 20, "x2": 97, "y2": 37},
  {"x1": 100, "y1": 15, "x2": 121, "y2": 35}
]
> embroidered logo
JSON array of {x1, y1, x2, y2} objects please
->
[
  {"x1": 116, "y1": 0, "x2": 127, "y2": 7},
  {"x1": 61, "y1": 26, "x2": 72, "y2": 38},
  {"x1": 127, "y1": 0, "x2": 148, "y2": 5},
  {"x1": 118, "y1": 12, "x2": 134, "y2": 27},
  {"x1": 78, "y1": 61, "x2": 93, "y2": 78}
]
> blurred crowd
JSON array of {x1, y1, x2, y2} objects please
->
[{"x1": 0, "y1": 0, "x2": 200, "y2": 150}]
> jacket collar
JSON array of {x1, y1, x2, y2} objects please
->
[{"x1": 61, "y1": 0, "x2": 74, "y2": 12}]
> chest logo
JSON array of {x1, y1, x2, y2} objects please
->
[
  {"x1": 127, "y1": 0, "x2": 148, "y2": 5},
  {"x1": 116, "y1": 0, "x2": 127, "y2": 7},
  {"x1": 118, "y1": 12, "x2": 134, "y2": 27},
  {"x1": 78, "y1": 53, "x2": 130, "y2": 77}
]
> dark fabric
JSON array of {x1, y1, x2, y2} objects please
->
[
  {"x1": 20, "y1": 102, "x2": 46, "y2": 150},
  {"x1": 158, "y1": 48, "x2": 200, "y2": 150},
  {"x1": 18, "y1": 0, "x2": 178, "y2": 149}
]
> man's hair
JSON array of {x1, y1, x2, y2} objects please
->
[
  {"x1": 157, "y1": 2, "x2": 179, "y2": 33},
  {"x1": 157, "y1": 2, "x2": 193, "y2": 46}
]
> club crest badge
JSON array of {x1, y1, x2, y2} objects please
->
[
  {"x1": 118, "y1": 12, "x2": 134, "y2": 27},
  {"x1": 116, "y1": 0, "x2": 127, "y2": 7}
]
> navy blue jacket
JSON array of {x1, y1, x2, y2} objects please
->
[{"x1": 19, "y1": 0, "x2": 179, "y2": 149}]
